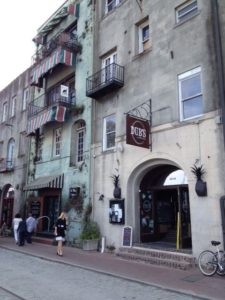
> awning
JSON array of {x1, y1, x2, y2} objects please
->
[
  {"x1": 23, "y1": 174, "x2": 64, "y2": 191},
  {"x1": 27, "y1": 105, "x2": 67, "y2": 135},
  {"x1": 30, "y1": 47, "x2": 76, "y2": 86}
]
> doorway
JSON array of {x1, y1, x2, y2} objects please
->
[
  {"x1": 43, "y1": 196, "x2": 59, "y2": 231},
  {"x1": 139, "y1": 166, "x2": 192, "y2": 249}
]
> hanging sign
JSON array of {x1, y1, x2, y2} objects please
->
[{"x1": 126, "y1": 115, "x2": 150, "y2": 148}]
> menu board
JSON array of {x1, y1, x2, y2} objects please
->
[{"x1": 122, "y1": 226, "x2": 132, "y2": 247}]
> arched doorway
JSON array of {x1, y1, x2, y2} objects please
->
[
  {"x1": 1, "y1": 184, "x2": 14, "y2": 228},
  {"x1": 139, "y1": 165, "x2": 192, "y2": 249}
]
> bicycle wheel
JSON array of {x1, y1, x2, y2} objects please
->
[
  {"x1": 216, "y1": 251, "x2": 225, "y2": 276},
  {"x1": 198, "y1": 250, "x2": 218, "y2": 276}
]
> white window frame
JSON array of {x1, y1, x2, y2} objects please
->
[
  {"x1": 53, "y1": 128, "x2": 62, "y2": 157},
  {"x1": 76, "y1": 124, "x2": 85, "y2": 163},
  {"x1": 11, "y1": 96, "x2": 16, "y2": 117},
  {"x1": 2, "y1": 102, "x2": 8, "y2": 122},
  {"x1": 103, "y1": 114, "x2": 116, "y2": 151},
  {"x1": 105, "y1": 0, "x2": 122, "y2": 14},
  {"x1": 176, "y1": 0, "x2": 198, "y2": 24},
  {"x1": 22, "y1": 88, "x2": 29, "y2": 111},
  {"x1": 138, "y1": 21, "x2": 150, "y2": 53},
  {"x1": 7, "y1": 138, "x2": 15, "y2": 169},
  {"x1": 178, "y1": 66, "x2": 203, "y2": 121},
  {"x1": 102, "y1": 52, "x2": 117, "y2": 84}
]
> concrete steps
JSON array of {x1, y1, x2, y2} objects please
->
[
  {"x1": 116, "y1": 246, "x2": 196, "y2": 270},
  {"x1": 32, "y1": 236, "x2": 54, "y2": 246}
]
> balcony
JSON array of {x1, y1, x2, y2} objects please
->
[
  {"x1": 30, "y1": 32, "x2": 80, "y2": 87},
  {"x1": 27, "y1": 85, "x2": 75, "y2": 135},
  {"x1": 0, "y1": 159, "x2": 14, "y2": 173},
  {"x1": 86, "y1": 63, "x2": 124, "y2": 99}
]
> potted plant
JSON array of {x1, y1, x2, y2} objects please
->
[
  {"x1": 191, "y1": 164, "x2": 207, "y2": 196},
  {"x1": 80, "y1": 203, "x2": 101, "y2": 250},
  {"x1": 111, "y1": 174, "x2": 121, "y2": 199}
]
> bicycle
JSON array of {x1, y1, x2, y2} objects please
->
[{"x1": 198, "y1": 240, "x2": 225, "y2": 276}]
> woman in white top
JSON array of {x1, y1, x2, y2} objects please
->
[{"x1": 12, "y1": 213, "x2": 22, "y2": 244}]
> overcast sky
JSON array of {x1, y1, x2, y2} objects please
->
[{"x1": 0, "y1": 0, "x2": 65, "y2": 91}]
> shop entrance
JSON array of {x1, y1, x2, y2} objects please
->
[
  {"x1": 1, "y1": 185, "x2": 14, "y2": 227},
  {"x1": 140, "y1": 166, "x2": 192, "y2": 249},
  {"x1": 43, "y1": 196, "x2": 59, "y2": 231}
]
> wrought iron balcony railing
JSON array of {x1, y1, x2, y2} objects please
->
[
  {"x1": 0, "y1": 158, "x2": 14, "y2": 173},
  {"x1": 28, "y1": 86, "x2": 76, "y2": 118},
  {"x1": 32, "y1": 31, "x2": 81, "y2": 66},
  {"x1": 86, "y1": 63, "x2": 124, "y2": 99}
]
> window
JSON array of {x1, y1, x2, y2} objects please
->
[
  {"x1": 138, "y1": 21, "x2": 150, "y2": 53},
  {"x1": 0, "y1": 141, "x2": 3, "y2": 159},
  {"x1": 2, "y1": 102, "x2": 8, "y2": 122},
  {"x1": 102, "y1": 52, "x2": 117, "y2": 83},
  {"x1": 22, "y1": 88, "x2": 29, "y2": 111},
  {"x1": 176, "y1": 0, "x2": 198, "y2": 23},
  {"x1": 70, "y1": 120, "x2": 86, "y2": 166},
  {"x1": 105, "y1": 0, "x2": 122, "y2": 14},
  {"x1": 178, "y1": 67, "x2": 203, "y2": 121},
  {"x1": 11, "y1": 96, "x2": 16, "y2": 117},
  {"x1": 36, "y1": 134, "x2": 43, "y2": 162},
  {"x1": 53, "y1": 128, "x2": 62, "y2": 156},
  {"x1": 7, "y1": 138, "x2": 15, "y2": 169},
  {"x1": 103, "y1": 114, "x2": 116, "y2": 151},
  {"x1": 18, "y1": 132, "x2": 27, "y2": 156},
  {"x1": 76, "y1": 122, "x2": 85, "y2": 163}
]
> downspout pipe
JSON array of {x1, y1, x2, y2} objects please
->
[
  {"x1": 212, "y1": 0, "x2": 225, "y2": 147},
  {"x1": 220, "y1": 196, "x2": 225, "y2": 249}
]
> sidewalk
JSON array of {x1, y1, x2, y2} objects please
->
[{"x1": 0, "y1": 237, "x2": 224, "y2": 300}]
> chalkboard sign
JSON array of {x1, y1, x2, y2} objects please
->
[{"x1": 122, "y1": 226, "x2": 132, "y2": 247}]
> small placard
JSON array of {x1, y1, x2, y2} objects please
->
[{"x1": 122, "y1": 226, "x2": 132, "y2": 247}]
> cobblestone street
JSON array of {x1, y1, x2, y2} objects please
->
[{"x1": 0, "y1": 248, "x2": 203, "y2": 300}]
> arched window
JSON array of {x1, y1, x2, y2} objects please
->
[
  {"x1": 70, "y1": 120, "x2": 86, "y2": 166},
  {"x1": 7, "y1": 138, "x2": 15, "y2": 169}
]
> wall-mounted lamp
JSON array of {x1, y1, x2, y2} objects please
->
[{"x1": 99, "y1": 194, "x2": 104, "y2": 201}]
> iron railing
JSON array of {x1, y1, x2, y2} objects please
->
[
  {"x1": 28, "y1": 86, "x2": 76, "y2": 118},
  {"x1": 0, "y1": 158, "x2": 14, "y2": 172},
  {"x1": 86, "y1": 63, "x2": 124, "y2": 96},
  {"x1": 32, "y1": 31, "x2": 80, "y2": 65}
]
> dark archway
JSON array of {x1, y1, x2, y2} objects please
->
[{"x1": 139, "y1": 165, "x2": 192, "y2": 249}]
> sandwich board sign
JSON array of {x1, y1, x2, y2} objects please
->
[{"x1": 122, "y1": 226, "x2": 132, "y2": 247}]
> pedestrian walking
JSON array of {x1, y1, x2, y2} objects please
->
[
  {"x1": 12, "y1": 213, "x2": 22, "y2": 244},
  {"x1": 17, "y1": 218, "x2": 27, "y2": 246},
  {"x1": 26, "y1": 213, "x2": 37, "y2": 244},
  {"x1": 54, "y1": 212, "x2": 67, "y2": 256}
]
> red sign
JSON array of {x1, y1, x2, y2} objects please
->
[{"x1": 126, "y1": 115, "x2": 150, "y2": 148}]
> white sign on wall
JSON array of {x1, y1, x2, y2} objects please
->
[{"x1": 60, "y1": 85, "x2": 69, "y2": 98}]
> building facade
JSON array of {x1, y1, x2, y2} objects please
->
[
  {"x1": 0, "y1": 68, "x2": 32, "y2": 228},
  {"x1": 24, "y1": 0, "x2": 93, "y2": 241},
  {"x1": 87, "y1": 0, "x2": 225, "y2": 257}
]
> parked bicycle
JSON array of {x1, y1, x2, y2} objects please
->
[{"x1": 198, "y1": 240, "x2": 225, "y2": 276}]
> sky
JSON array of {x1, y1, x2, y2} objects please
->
[{"x1": 0, "y1": 0, "x2": 66, "y2": 91}]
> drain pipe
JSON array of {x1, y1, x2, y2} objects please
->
[
  {"x1": 212, "y1": 0, "x2": 225, "y2": 250},
  {"x1": 220, "y1": 196, "x2": 225, "y2": 249},
  {"x1": 211, "y1": 0, "x2": 225, "y2": 147}
]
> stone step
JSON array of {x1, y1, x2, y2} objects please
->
[
  {"x1": 116, "y1": 246, "x2": 196, "y2": 271},
  {"x1": 32, "y1": 236, "x2": 54, "y2": 246}
]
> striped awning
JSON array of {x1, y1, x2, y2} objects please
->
[
  {"x1": 31, "y1": 47, "x2": 76, "y2": 86},
  {"x1": 27, "y1": 105, "x2": 67, "y2": 135},
  {"x1": 23, "y1": 174, "x2": 64, "y2": 191}
]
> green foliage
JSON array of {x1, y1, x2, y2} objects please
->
[
  {"x1": 111, "y1": 174, "x2": 120, "y2": 187},
  {"x1": 80, "y1": 221, "x2": 100, "y2": 240},
  {"x1": 191, "y1": 164, "x2": 206, "y2": 180}
]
